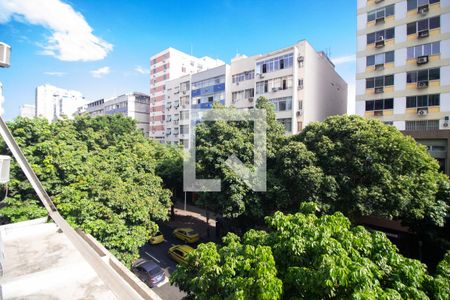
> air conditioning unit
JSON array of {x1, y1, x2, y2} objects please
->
[
  {"x1": 297, "y1": 56, "x2": 304, "y2": 63},
  {"x1": 417, "y1": 4, "x2": 429, "y2": 15},
  {"x1": 296, "y1": 110, "x2": 303, "y2": 117},
  {"x1": 248, "y1": 97, "x2": 254, "y2": 102},
  {"x1": 235, "y1": 81, "x2": 239, "y2": 86},
  {"x1": 258, "y1": 74, "x2": 264, "y2": 79},
  {"x1": 375, "y1": 16, "x2": 385, "y2": 24},
  {"x1": 272, "y1": 87, "x2": 278, "y2": 92},
  {"x1": 417, "y1": 80, "x2": 429, "y2": 89},
  {"x1": 374, "y1": 86, "x2": 384, "y2": 94},
  {"x1": 374, "y1": 110, "x2": 384, "y2": 116},
  {"x1": 375, "y1": 37, "x2": 385, "y2": 48},
  {"x1": 0, "y1": 42, "x2": 11, "y2": 68},
  {"x1": 416, "y1": 55, "x2": 429, "y2": 65},
  {"x1": 375, "y1": 63, "x2": 384, "y2": 71},
  {"x1": 374, "y1": 0, "x2": 384, "y2": 3},
  {"x1": 417, "y1": 107, "x2": 428, "y2": 116},
  {"x1": 418, "y1": 29, "x2": 429, "y2": 39}
]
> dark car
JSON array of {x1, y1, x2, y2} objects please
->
[{"x1": 132, "y1": 259, "x2": 166, "y2": 287}]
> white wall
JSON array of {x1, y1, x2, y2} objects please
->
[
  {"x1": 441, "y1": 66, "x2": 450, "y2": 86},
  {"x1": 394, "y1": 73, "x2": 406, "y2": 91},
  {"x1": 395, "y1": 25, "x2": 407, "y2": 44},
  {"x1": 443, "y1": 0, "x2": 450, "y2": 7},
  {"x1": 356, "y1": 101, "x2": 365, "y2": 116},
  {"x1": 356, "y1": 57, "x2": 366, "y2": 74},
  {"x1": 395, "y1": 1, "x2": 407, "y2": 20},
  {"x1": 442, "y1": 13, "x2": 450, "y2": 33},
  {"x1": 395, "y1": 48, "x2": 407, "y2": 67},
  {"x1": 357, "y1": 13, "x2": 367, "y2": 31},
  {"x1": 356, "y1": 79, "x2": 366, "y2": 96},
  {"x1": 357, "y1": 35, "x2": 367, "y2": 52},
  {"x1": 442, "y1": 39, "x2": 450, "y2": 59},
  {"x1": 357, "y1": 0, "x2": 367, "y2": 9},
  {"x1": 394, "y1": 97, "x2": 406, "y2": 115},
  {"x1": 441, "y1": 93, "x2": 450, "y2": 112}
]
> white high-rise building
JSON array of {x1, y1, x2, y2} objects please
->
[
  {"x1": 19, "y1": 104, "x2": 36, "y2": 118},
  {"x1": 35, "y1": 84, "x2": 85, "y2": 121},
  {"x1": 356, "y1": 0, "x2": 450, "y2": 174},
  {"x1": 149, "y1": 48, "x2": 224, "y2": 142}
]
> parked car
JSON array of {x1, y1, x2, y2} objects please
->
[
  {"x1": 131, "y1": 259, "x2": 165, "y2": 287},
  {"x1": 168, "y1": 245, "x2": 194, "y2": 264},
  {"x1": 149, "y1": 231, "x2": 164, "y2": 245},
  {"x1": 173, "y1": 228, "x2": 200, "y2": 243}
]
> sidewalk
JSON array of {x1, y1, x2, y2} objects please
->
[{"x1": 168, "y1": 200, "x2": 217, "y2": 242}]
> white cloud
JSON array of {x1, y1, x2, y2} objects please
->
[
  {"x1": 134, "y1": 65, "x2": 150, "y2": 75},
  {"x1": 90, "y1": 66, "x2": 110, "y2": 78},
  {"x1": 0, "y1": 0, "x2": 113, "y2": 61},
  {"x1": 44, "y1": 71, "x2": 65, "y2": 77},
  {"x1": 331, "y1": 54, "x2": 356, "y2": 65}
]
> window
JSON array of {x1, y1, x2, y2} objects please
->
[
  {"x1": 367, "y1": 28, "x2": 395, "y2": 44},
  {"x1": 245, "y1": 88, "x2": 254, "y2": 98},
  {"x1": 407, "y1": 68, "x2": 440, "y2": 82},
  {"x1": 232, "y1": 70, "x2": 255, "y2": 83},
  {"x1": 407, "y1": 0, "x2": 440, "y2": 10},
  {"x1": 407, "y1": 16, "x2": 440, "y2": 35},
  {"x1": 366, "y1": 75, "x2": 394, "y2": 88},
  {"x1": 270, "y1": 97, "x2": 293, "y2": 111},
  {"x1": 367, "y1": 5, "x2": 395, "y2": 22},
  {"x1": 405, "y1": 120, "x2": 439, "y2": 131},
  {"x1": 407, "y1": 42, "x2": 440, "y2": 59},
  {"x1": 256, "y1": 53, "x2": 294, "y2": 74},
  {"x1": 366, "y1": 51, "x2": 395, "y2": 66},
  {"x1": 407, "y1": 94, "x2": 440, "y2": 107},
  {"x1": 256, "y1": 75, "x2": 293, "y2": 94},
  {"x1": 192, "y1": 75, "x2": 225, "y2": 89},
  {"x1": 365, "y1": 98, "x2": 394, "y2": 111},
  {"x1": 278, "y1": 118, "x2": 292, "y2": 132}
]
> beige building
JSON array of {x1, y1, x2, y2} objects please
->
[{"x1": 356, "y1": 0, "x2": 450, "y2": 174}]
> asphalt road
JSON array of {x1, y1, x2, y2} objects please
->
[{"x1": 138, "y1": 223, "x2": 192, "y2": 300}]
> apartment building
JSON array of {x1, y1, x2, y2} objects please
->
[
  {"x1": 149, "y1": 47, "x2": 224, "y2": 142},
  {"x1": 228, "y1": 40, "x2": 347, "y2": 134},
  {"x1": 35, "y1": 84, "x2": 86, "y2": 121},
  {"x1": 82, "y1": 93, "x2": 150, "y2": 136},
  {"x1": 0, "y1": 81, "x2": 4, "y2": 116},
  {"x1": 164, "y1": 40, "x2": 347, "y2": 147},
  {"x1": 19, "y1": 104, "x2": 36, "y2": 118},
  {"x1": 356, "y1": 0, "x2": 450, "y2": 174}
]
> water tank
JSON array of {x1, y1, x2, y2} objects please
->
[{"x1": 0, "y1": 155, "x2": 11, "y2": 184}]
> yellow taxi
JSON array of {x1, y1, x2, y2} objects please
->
[
  {"x1": 172, "y1": 228, "x2": 200, "y2": 244},
  {"x1": 168, "y1": 245, "x2": 194, "y2": 264},
  {"x1": 149, "y1": 231, "x2": 164, "y2": 245}
]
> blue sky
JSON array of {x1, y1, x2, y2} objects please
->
[{"x1": 0, "y1": 0, "x2": 356, "y2": 120}]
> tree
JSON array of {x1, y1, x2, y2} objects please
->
[
  {"x1": 0, "y1": 115, "x2": 172, "y2": 265},
  {"x1": 171, "y1": 204, "x2": 450, "y2": 299},
  {"x1": 194, "y1": 97, "x2": 287, "y2": 220},
  {"x1": 293, "y1": 115, "x2": 449, "y2": 229}
]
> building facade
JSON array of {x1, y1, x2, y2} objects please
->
[
  {"x1": 35, "y1": 84, "x2": 86, "y2": 121},
  {"x1": 0, "y1": 82, "x2": 4, "y2": 116},
  {"x1": 149, "y1": 48, "x2": 224, "y2": 142},
  {"x1": 356, "y1": 0, "x2": 450, "y2": 174},
  {"x1": 163, "y1": 40, "x2": 347, "y2": 147},
  {"x1": 19, "y1": 104, "x2": 36, "y2": 118},
  {"x1": 82, "y1": 93, "x2": 151, "y2": 136}
]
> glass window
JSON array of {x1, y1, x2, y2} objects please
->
[
  {"x1": 430, "y1": 16, "x2": 440, "y2": 29},
  {"x1": 384, "y1": 98, "x2": 394, "y2": 109},
  {"x1": 386, "y1": 5, "x2": 395, "y2": 16},
  {"x1": 407, "y1": 0, "x2": 417, "y2": 10},
  {"x1": 367, "y1": 33, "x2": 376, "y2": 44},
  {"x1": 375, "y1": 76, "x2": 384, "y2": 87},
  {"x1": 407, "y1": 71, "x2": 417, "y2": 83},
  {"x1": 429, "y1": 68, "x2": 440, "y2": 80},
  {"x1": 406, "y1": 96, "x2": 417, "y2": 108},
  {"x1": 374, "y1": 100, "x2": 384, "y2": 110},
  {"x1": 418, "y1": 70, "x2": 428, "y2": 81},
  {"x1": 417, "y1": 95, "x2": 428, "y2": 107},
  {"x1": 429, "y1": 94, "x2": 440, "y2": 106},
  {"x1": 367, "y1": 55, "x2": 375, "y2": 66},
  {"x1": 418, "y1": 19, "x2": 428, "y2": 31},
  {"x1": 385, "y1": 51, "x2": 395, "y2": 63},
  {"x1": 366, "y1": 100, "x2": 374, "y2": 111},
  {"x1": 407, "y1": 22, "x2": 417, "y2": 35},
  {"x1": 385, "y1": 75, "x2": 394, "y2": 86},
  {"x1": 366, "y1": 78, "x2": 375, "y2": 89},
  {"x1": 375, "y1": 53, "x2": 384, "y2": 65},
  {"x1": 432, "y1": 41, "x2": 440, "y2": 54},
  {"x1": 385, "y1": 28, "x2": 395, "y2": 39},
  {"x1": 407, "y1": 47, "x2": 415, "y2": 59}
]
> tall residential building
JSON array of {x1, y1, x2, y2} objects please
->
[
  {"x1": 35, "y1": 84, "x2": 85, "y2": 121},
  {"x1": 19, "y1": 104, "x2": 36, "y2": 118},
  {"x1": 82, "y1": 93, "x2": 151, "y2": 136},
  {"x1": 164, "y1": 40, "x2": 348, "y2": 147},
  {"x1": 149, "y1": 48, "x2": 224, "y2": 142},
  {"x1": 356, "y1": 0, "x2": 450, "y2": 174}
]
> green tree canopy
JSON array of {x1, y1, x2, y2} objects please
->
[
  {"x1": 171, "y1": 205, "x2": 450, "y2": 299},
  {"x1": 0, "y1": 115, "x2": 173, "y2": 265}
]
